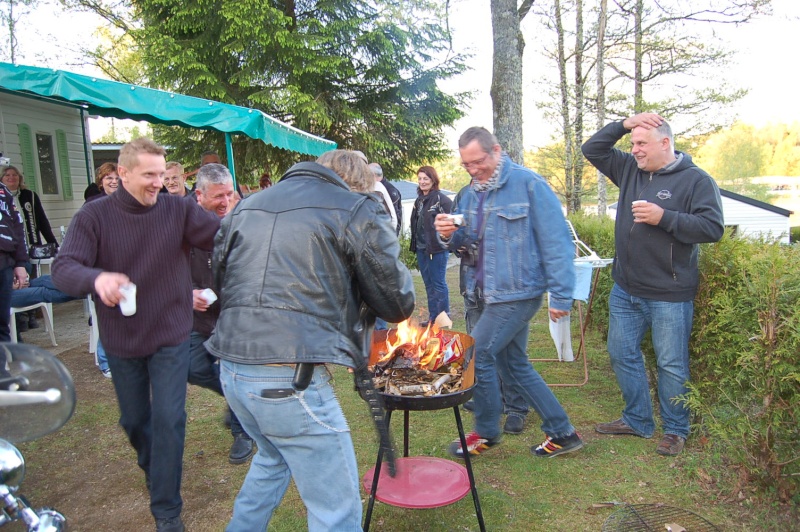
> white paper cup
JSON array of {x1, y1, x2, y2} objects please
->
[
  {"x1": 449, "y1": 214, "x2": 464, "y2": 226},
  {"x1": 200, "y1": 288, "x2": 217, "y2": 305},
  {"x1": 119, "y1": 283, "x2": 137, "y2": 316},
  {"x1": 631, "y1": 200, "x2": 648, "y2": 206}
]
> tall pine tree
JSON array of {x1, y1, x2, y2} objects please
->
[{"x1": 74, "y1": 0, "x2": 467, "y2": 181}]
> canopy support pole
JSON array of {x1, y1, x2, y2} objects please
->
[
  {"x1": 224, "y1": 133, "x2": 237, "y2": 190},
  {"x1": 79, "y1": 108, "x2": 93, "y2": 186}
]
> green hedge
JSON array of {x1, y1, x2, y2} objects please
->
[
  {"x1": 688, "y1": 233, "x2": 800, "y2": 502},
  {"x1": 398, "y1": 233, "x2": 418, "y2": 271}
]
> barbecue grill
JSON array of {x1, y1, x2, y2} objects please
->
[{"x1": 362, "y1": 329, "x2": 485, "y2": 532}]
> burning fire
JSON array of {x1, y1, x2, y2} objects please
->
[
  {"x1": 375, "y1": 313, "x2": 461, "y2": 372},
  {"x1": 377, "y1": 319, "x2": 441, "y2": 369}
]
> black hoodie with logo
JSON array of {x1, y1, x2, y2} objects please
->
[{"x1": 582, "y1": 121, "x2": 724, "y2": 302}]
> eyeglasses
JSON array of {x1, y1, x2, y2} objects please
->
[
  {"x1": 102, "y1": 175, "x2": 119, "y2": 182},
  {"x1": 460, "y1": 154, "x2": 490, "y2": 170}
]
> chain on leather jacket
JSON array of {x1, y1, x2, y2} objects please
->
[{"x1": 205, "y1": 162, "x2": 415, "y2": 368}]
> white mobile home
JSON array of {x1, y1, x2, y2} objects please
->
[
  {"x1": 0, "y1": 90, "x2": 92, "y2": 234},
  {"x1": 718, "y1": 189, "x2": 792, "y2": 244}
]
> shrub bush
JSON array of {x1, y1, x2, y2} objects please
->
[
  {"x1": 398, "y1": 233, "x2": 418, "y2": 271},
  {"x1": 687, "y1": 233, "x2": 800, "y2": 502}
]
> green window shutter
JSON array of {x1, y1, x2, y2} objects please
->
[
  {"x1": 55, "y1": 130, "x2": 73, "y2": 200},
  {"x1": 16, "y1": 123, "x2": 38, "y2": 194}
]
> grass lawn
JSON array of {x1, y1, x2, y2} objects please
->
[{"x1": 15, "y1": 266, "x2": 795, "y2": 530}]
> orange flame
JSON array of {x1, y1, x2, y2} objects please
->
[{"x1": 378, "y1": 318, "x2": 441, "y2": 369}]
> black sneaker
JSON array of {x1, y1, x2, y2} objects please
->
[
  {"x1": 448, "y1": 431, "x2": 501, "y2": 459},
  {"x1": 531, "y1": 432, "x2": 583, "y2": 458},
  {"x1": 155, "y1": 516, "x2": 184, "y2": 532},
  {"x1": 229, "y1": 434, "x2": 255, "y2": 464},
  {"x1": 503, "y1": 415, "x2": 525, "y2": 435},
  {"x1": 28, "y1": 313, "x2": 39, "y2": 329},
  {"x1": 16, "y1": 316, "x2": 28, "y2": 333}
]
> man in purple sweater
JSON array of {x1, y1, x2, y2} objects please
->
[{"x1": 52, "y1": 138, "x2": 219, "y2": 532}]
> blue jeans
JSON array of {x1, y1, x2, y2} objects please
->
[
  {"x1": 96, "y1": 339, "x2": 109, "y2": 373},
  {"x1": 188, "y1": 331, "x2": 244, "y2": 436},
  {"x1": 466, "y1": 293, "x2": 574, "y2": 440},
  {"x1": 463, "y1": 297, "x2": 528, "y2": 419},
  {"x1": 607, "y1": 283, "x2": 694, "y2": 438},
  {"x1": 220, "y1": 361, "x2": 362, "y2": 531},
  {"x1": 0, "y1": 266, "x2": 13, "y2": 342},
  {"x1": 417, "y1": 250, "x2": 449, "y2": 321},
  {"x1": 10, "y1": 275, "x2": 77, "y2": 307},
  {"x1": 105, "y1": 340, "x2": 190, "y2": 520}
]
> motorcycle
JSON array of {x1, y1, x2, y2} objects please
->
[{"x1": 1, "y1": 343, "x2": 75, "y2": 531}]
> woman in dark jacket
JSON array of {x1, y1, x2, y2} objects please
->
[
  {"x1": 1, "y1": 166, "x2": 58, "y2": 250},
  {"x1": 409, "y1": 165, "x2": 452, "y2": 323},
  {"x1": 1, "y1": 165, "x2": 59, "y2": 331}
]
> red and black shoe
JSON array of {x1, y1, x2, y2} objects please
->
[
  {"x1": 448, "y1": 431, "x2": 501, "y2": 459},
  {"x1": 532, "y1": 432, "x2": 583, "y2": 458}
]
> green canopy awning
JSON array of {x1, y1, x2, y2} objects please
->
[{"x1": 0, "y1": 62, "x2": 336, "y2": 156}]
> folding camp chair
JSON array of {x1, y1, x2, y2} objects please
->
[{"x1": 530, "y1": 220, "x2": 612, "y2": 387}]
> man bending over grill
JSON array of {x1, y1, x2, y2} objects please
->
[{"x1": 206, "y1": 149, "x2": 414, "y2": 530}]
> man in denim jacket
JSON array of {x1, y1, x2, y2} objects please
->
[{"x1": 435, "y1": 126, "x2": 583, "y2": 459}]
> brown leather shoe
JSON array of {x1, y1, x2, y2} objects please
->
[
  {"x1": 595, "y1": 418, "x2": 642, "y2": 436},
  {"x1": 656, "y1": 434, "x2": 685, "y2": 456}
]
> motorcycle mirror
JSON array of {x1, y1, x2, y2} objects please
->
[
  {"x1": 0, "y1": 343, "x2": 76, "y2": 443},
  {"x1": 0, "y1": 438, "x2": 25, "y2": 488}
]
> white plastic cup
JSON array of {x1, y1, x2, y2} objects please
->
[
  {"x1": 631, "y1": 200, "x2": 648, "y2": 206},
  {"x1": 119, "y1": 283, "x2": 137, "y2": 316},
  {"x1": 200, "y1": 288, "x2": 217, "y2": 305},
  {"x1": 449, "y1": 214, "x2": 464, "y2": 226}
]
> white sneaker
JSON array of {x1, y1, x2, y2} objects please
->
[{"x1": 101, "y1": 369, "x2": 112, "y2": 379}]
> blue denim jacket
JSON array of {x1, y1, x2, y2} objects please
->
[{"x1": 443, "y1": 155, "x2": 575, "y2": 311}]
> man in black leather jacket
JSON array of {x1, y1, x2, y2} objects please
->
[{"x1": 206, "y1": 151, "x2": 414, "y2": 530}]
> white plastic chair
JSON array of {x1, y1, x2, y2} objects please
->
[
  {"x1": 10, "y1": 302, "x2": 57, "y2": 346},
  {"x1": 87, "y1": 295, "x2": 99, "y2": 356}
]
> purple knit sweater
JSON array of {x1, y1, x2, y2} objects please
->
[{"x1": 52, "y1": 184, "x2": 220, "y2": 358}]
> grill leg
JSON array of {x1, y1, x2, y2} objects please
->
[
  {"x1": 453, "y1": 405, "x2": 486, "y2": 532},
  {"x1": 363, "y1": 409, "x2": 393, "y2": 531}
]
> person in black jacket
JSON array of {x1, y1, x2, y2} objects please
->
[
  {"x1": 410, "y1": 165, "x2": 452, "y2": 323},
  {"x1": 186, "y1": 163, "x2": 254, "y2": 465},
  {"x1": 0, "y1": 178, "x2": 29, "y2": 342},
  {"x1": 582, "y1": 113, "x2": 724, "y2": 457},
  {"x1": 1, "y1": 165, "x2": 59, "y2": 331},
  {"x1": 369, "y1": 162, "x2": 402, "y2": 235},
  {"x1": 207, "y1": 150, "x2": 414, "y2": 531}
]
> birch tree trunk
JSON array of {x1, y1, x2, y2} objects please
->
[
  {"x1": 572, "y1": 0, "x2": 585, "y2": 213},
  {"x1": 554, "y1": 0, "x2": 574, "y2": 211},
  {"x1": 596, "y1": 0, "x2": 608, "y2": 216}
]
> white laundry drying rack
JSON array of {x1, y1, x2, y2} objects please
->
[{"x1": 530, "y1": 220, "x2": 613, "y2": 387}]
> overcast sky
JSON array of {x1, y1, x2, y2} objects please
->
[{"x1": 4, "y1": 0, "x2": 798, "y2": 150}]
